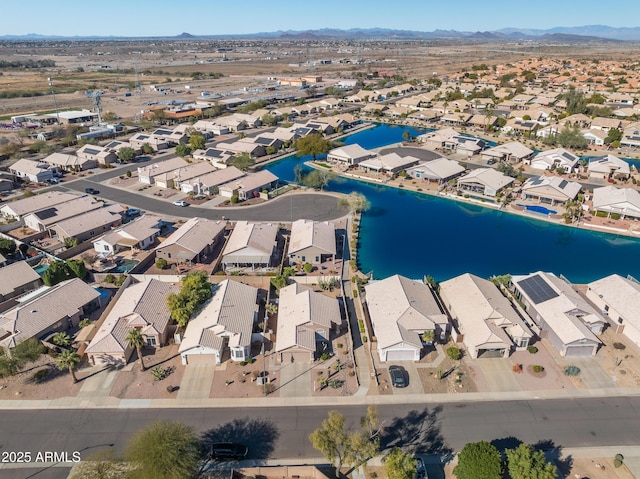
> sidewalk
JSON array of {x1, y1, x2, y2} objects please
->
[{"x1": 3, "y1": 386, "x2": 640, "y2": 410}]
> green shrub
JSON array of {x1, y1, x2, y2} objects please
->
[
  {"x1": 358, "y1": 319, "x2": 365, "y2": 333},
  {"x1": 126, "y1": 170, "x2": 132, "y2": 178},
  {"x1": 155, "y1": 258, "x2": 168, "y2": 270},
  {"x1": 230, "y1": 195, "x2": 239, "y2": 204},
  {"x1": 247, "y1": 357, "x2": 256, "y2": 364},
  {"x1": 352, "y1": 288, "x2": 358, "y2": 298},
  {"x1": 564, "y1": 365, "x2": 581, "y2": 376},
  {"x1": 239, "y1": 361, "x2": 247, "y2": 366},
  {"x1": 151, "y1": 366, "x2": 168, "y2": 381},
  {"x1": 532, "y1": 365, "x2": 544, "y2": 373},
  {"x1": 446, "y1": 346, "x2": 461, "y2": 361},
  {"x1": 611, "y1": 213, "x2": 621, "y2": 220},
  {"x1": 303, "y1": 262, "x2": 313, "y2": 273},
  {"x1": 320, "y1": 352, "x2": 331, "y2": 361},
  {"x1": 527, "y1": 345, "x2": 538, "y2": 354},
  {"x1": 79, "y1": 318, "x2": 92, "y2": 328},
  {"x1": 104, "y1": 274, "x2": 116, "y2": 284},
  {"x1": 114, "y1": 274, "x2": 126, "y2": 287}
]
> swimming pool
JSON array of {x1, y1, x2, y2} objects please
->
[
  {"x1": 33, "y1": 264, "x2": 49, "y2": 276},
  {"x1": 517, "y1": 204, "x2": 558, "y2": 216},
  {"x1": 107, "y1": 259, "x2": 139, "y2": 274}
]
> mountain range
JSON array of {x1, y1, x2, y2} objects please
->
[{"x1": 3, "y1": 25, "x2": 640, "y2": 42}]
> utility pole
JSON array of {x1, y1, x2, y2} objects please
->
[{"x1": 47, "y1": 77, "x2": 60, "y2": 125}]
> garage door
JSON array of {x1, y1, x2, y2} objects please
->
[
  {"x1": 386, "y1": 350, "x2": 415, "y2": 361},
  {"x1": 184, "y1": 353, "x2": 217, "y2": 365},
  {"x1": 564, "y1": 345, "x2": 595, "y2": 357},
  {"x1": 477, "y1": 349, "x2": 506, "y2": 359}
]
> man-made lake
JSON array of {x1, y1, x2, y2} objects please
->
[{"x1": 265, "y1": 124, "x2": 640, "y2": 283}]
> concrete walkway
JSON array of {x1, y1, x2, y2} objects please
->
[
  {"x1": 566, "y1": 357, "x2": 616, "y2": 389},
  {"x1": 278, "y1": 361, "x2": 314, "y2": 398},
  {"x1": 77, "y1": 366, "x2": 120, "y2": 401},
  {"x1": 176, "y1": 364, "x2": 215, "y2": 400}
]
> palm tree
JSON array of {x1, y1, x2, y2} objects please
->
[
  {"x1": 51, "y1": 332, "x2": 71, "y2": 348},
  {"x1": 56, "y1": 350, "x2": 81, "y2": 383},
  {"x1": 126, "y1": 329, "x2": 145, "y2": 371},
  {"x1": 265, "y1": 303, "x2": 278, "y2": 316}
]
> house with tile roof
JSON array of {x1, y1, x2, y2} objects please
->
[
  {"x1": 0, "y1": 278, "x2": 100, "y2": 350},
  {"x1": 9, "y1": 158, "x2": 56, "y2": 183},
  {"x1": 456, "y1": 168, "x2": 514, "y2": 199},
  {"x1": 92, "y1": 215, "x2": 161, "y2": 255},
  {"x1": 405, "y1": 158, "x2": 465, "y2": 184},
  {"x1": 587, "y1": 154, "x2": 631, "y2": 180},
  {"x1": 586, "y1": 274, "x2": 640, "y2": 347},
  {"x1": 364, "y1": 275, "x2": 449, "y2": 362},
  {"x1": 0, "y1": 192, "x2": 79, "y2": 220},
  {"x1": 439, "y1": 273, "x2": 533, "y2": 359},
  {"x1": 85, "y1": 279, "x2": 179, "y2": 366},
  {"x1": 592, "y1": 186, "x2": 640, "y2": 220},
  {"x1": 179, "y1": 279, "x2": 258, "y2": 365},
  {"x1": 0, "y1": 261, "x2": 42, "y2": 304},
  {"x1": 287, "y1": 219, "x2": 336, "y2": 266},
  {"x1": 221, "y1": 221, "x2": 278, "y2": 270},
  {"x1": 528, "y1": 148, "x2": 580, "y2": 173},
  {"x1": 521, "y1": 176, "x2": 582, "y2": 205},
  {"x1": 511, "y1": 272, "x2": 604, "y2": 357},
  {"x1": 156, "y1": 217, "x2": 226, "y2": 265},
  {"x1": 275, "y1": 283, "x2": 341, "y2": 363},
  {"x1": 327, "y1": 144, "x2": 375, "y2": 166}
]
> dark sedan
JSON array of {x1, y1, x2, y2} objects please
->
[{"x1": 389, "y1": 365, "x2": 408, "y2": 388}]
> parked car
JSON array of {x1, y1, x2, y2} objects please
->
[
  {"x1": 209, "y1": 442, "x2": 248, "y2": 461},
  {"x1": 46, "y1": 178, "x2": 59, "y2": 184},
  {"x1": 415, "y1": 456, "x2": 427, "y2": 479},
  {"x1": 487, "y1": 159, "x2": 496, "y2": 165},
  {"x1": 85, "y1": 187, "x2": 99, "y2": 195},
  {"x1": 125, "y1": 208, "x2": 141, "y2": 217},
  {"x1": 389, "y1": 365, "x2": 408, "y2": 388},
  {"x1": 173, "y1": 200, "x2": 189, "y2": 207}
]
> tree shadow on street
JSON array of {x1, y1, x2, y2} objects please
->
[
  {"x1": 490, "y1": 436, "x2": 523, "y2": 453},
  {"x1": 534, "y1": 439, "x2": 572, "y2": 478},
  {"x1": 201, "y1": 417, "x2": 280, "y2": 461},
  {"x1": 379, "y1": 406, "x2": 453, "y2": 461}
]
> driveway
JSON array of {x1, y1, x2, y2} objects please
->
[
  {"x1": 177, "y1": 364, "x2": 215, "y2": 400},
  {"x1": 475, "y1": 358, "x2": 522, "y2": 392},
  {"x1": 562, "y1": 357, "x2": 615, "y2": 389},
  {"x1": 277, "y1": 361, "x2": 315, "y2": 398},
  {"x1": 387, "y1": 363, "x2": 424, "y2": 395}
]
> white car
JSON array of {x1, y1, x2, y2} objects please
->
[{"x1": 172, "y1": 200, "x2": 189, "y2": 207}]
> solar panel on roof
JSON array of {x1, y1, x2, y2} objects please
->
[
  {"x1": 561, "y1": 152, "x2": 575, "y2": 160},
  {"x1": 205, "y1": 149, "x2": 223, "y2": 157},
  {"x1": 558, "y1": 180, "x2": 568, "y2": 189},
  {"x1": 518, "y1": 274, "x2": 559, "y2": 305},
  {"x1": 83, "y1": 148, "x2": 101, "y2": 155},
  {"x1": 105, "y1": 141, "x2": 119, "y2": 148},
  {"x1": 154, "y1": 129, "x2": 173, "y2": 135},
  {"x1": 530, "y1": 178, "x2": 543, "y2": 186},
  {"x1": 138, "y1": 135, "x2": 149, "y2": 140},
  {"x1": 35, "y1": 207, "x2": 58, "y2": 220},
  {"x1": 254, "y1": 137, "x2": 272, "y2": 145}
]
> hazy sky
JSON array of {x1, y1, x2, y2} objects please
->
[{"x1": 3, "y1": 0, "x2": 640, "y2": 36}]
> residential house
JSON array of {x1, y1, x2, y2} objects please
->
[
  {"x1": 521, "y1": 176, "x2": 582, "y2": 205},
  {"x1": 158, "y1": 162, "x2": 217, "y2": 190},
  {"x1": 150, "y1": 128, "x2": 188, "y2": 146},
  {"x1": 85, "y1": 279, "x2": 179, "y2": 366},
  {"x1": 103, "y1": 140, "x2": 135, "y2": 155},
  {"x1": 528, "y1": 148, "x2": 580, "y2": 173},
  {"x1": 179, "y1": 280, "x2": 258, "y2": 364},
  {"x1": 620, "y1": 123, "x2": 640, "y2": 149},
  {"x1": 359, "y1": 153, "x2": 420, "y2": 177},
  {"x1": 155, "y1": 217, "x2": 226, "y2": 265},
  {"x1": 275, "y1": 283, "x2": 341, "y2": 363},
  {"x1": 288, "y1": 219, "x2": 336, "y2": 266},
  {"x1": 511, "y1": 272, "x2": 604, "y2": 356},
  {"x1": 49, "y1": 204, "x2": 124, "y2": 242},
  {"x1": 218, "y1": 170, "x2": 278, "y2": 201},
  {"x1": 439, "y1": 273, "x2": 533, "y2": 358},
  {"x1": 445, "y1": 135, "x2": 486, "y2": 156},
  {"x1": 9, "y1": 159, "x2": 56, "y2": 183},
  {"x1": 364, "y1": 274, "x2": 449, "y2": 362},
  {"x1": 582, "y1": 129, "x2": 608, "y2": 146},
  {"x1": 405, "y1": 158, "x2": 465, "y2": 184},
  {"x1": 0, "y1": 278, "x2": 100, "y2": 350},
  {"x1": 0, "y1": 191, "x2": 78, "y2": 220},
  {"x1": 481, "y1": 142, "x2": 534, "y2": 164},
  {"x1": 587, "y1": 154, "x2": 631, "y2": 180},
  {"x1": 191, "y1": 120, "x2": 231, "y2": 136},
  {"x1": 137, "y1": 157, "x2": 189, "y2": 185},
  {"x1": 327, "y1": 144, "x2": 375, "y2": 166},
  {"x1": 192, "y1": 147, "x2": 234, "y2": 169},
  {"x1": 129, "y1": 132, "x2": 169, "y2": 152},
  {"x1": 592, "y1": 186, "x2": 640, "y2": 220},
  {"x1": 23, "y1": 195, "x2": 105, "y2": 233},
  {"x1": 586, "y1": 274, "x2": 640, "y2": 347},
  {"x1": 180, "y1": 166, "x2": 245, "y2": 196},
  {"x1": 457, "y1": 168, "x2": 514, "y2": 199},
  {"x1": 42, "y1": 152, "x2": 96, "y2": 171},
  {"x1": 221, "y1": 221, "x2": 278, "y2": 270},
  {"x1": 416, "y1": 128, "x2": 459, "y2": 150},
  {"x1": 76, "y1": 144, "x2": 117, "y2": 165},
  {"x1": 590, "y1": 117, "x2": 623, "y2": 132},
  {"x1": 0, "y1": 261, "x2": 42, "y2": 304},
  {"x1": 92, "y1": 215, "x2": 161, "y2": 255},
  {"x1": 215, "y1": 141, "x2": 266, "y2": 158}
]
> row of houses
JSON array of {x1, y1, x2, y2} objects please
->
[{"x1": 363, "y1": 270, "x2": 632, "y2": 362}]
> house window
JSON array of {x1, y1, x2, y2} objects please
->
[
  {"x1": 167, "y1": 253, "x2": 172, "y2": 259},
  {"x1": 301, "y1": 256, "x2": 306, "y2": 262},
  {"x1": 232, "y1": 349, "x2": 244, "y2": 360},
  {"x1": 514, "y1": 337, "x2": 529, "y2": 348},
  {"x1": 315, "y1": 256, "x2": 319, "y2": 262},
  {"x1": 146, "y1": 337, "x2": 157, "y2": 347},
  {"x1": 104, "y1": 245, "x2": 109, "y2": 251}
]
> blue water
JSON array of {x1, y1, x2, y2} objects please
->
[
  {"x1": 517, "y1": 204, "x2": 558, "y2": 216},
  {"x1": 93, "y1": 287, "x2": 110, "y2": 302},
  {"x1": 33, "y1": 265, "x2": 48, "y2": 276},
  {"x1": 108, "y1": 259, "x2": 139, "y2": 274},
  {"x1": 265, "y1": 124, "x2": 640, "y2": 283}
]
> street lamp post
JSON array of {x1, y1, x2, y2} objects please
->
[{"x1": 47, "y1": 77, "x2": 60, "y2": 125}]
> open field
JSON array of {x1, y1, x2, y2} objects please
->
[{"x1": 3, "y1": 39, "x2": 640, "y2": 119}]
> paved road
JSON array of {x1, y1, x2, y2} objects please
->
[
  {"x1": 59, "y1": 178, "x2": 343, "y2": 222},
  {"x1": 2, "y1": 396, "x2": 640, "y2": 478}
]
